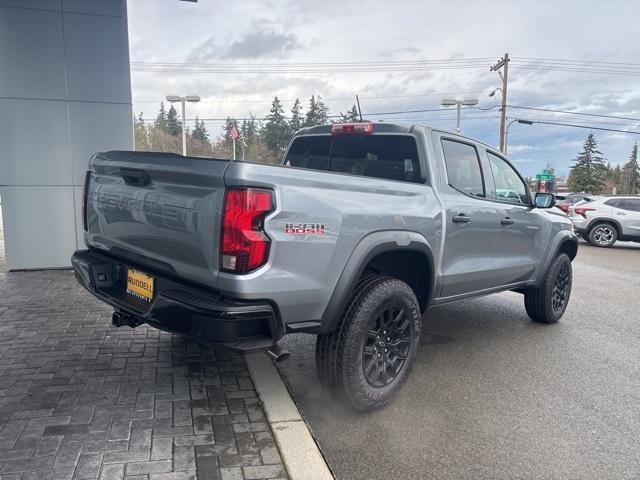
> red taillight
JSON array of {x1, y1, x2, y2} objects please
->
[
  {"x1": 331, "y1": 123, "x2": 374, "y2": 135},
  {"x1": 557, "y1": 203, "x2": 569, "y2": 213},
  {"x1": 573, "y1": 207, "x2": 595, "y2": 218},
  {"x1": 221, "y1": 188, "x2": 274, "y2": 274},
  {"x1": 82, "y1": 171, "x2": 90, "y2": 231}
]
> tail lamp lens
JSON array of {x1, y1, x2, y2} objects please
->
[
  {"x1": 82, "y1": 171, "x2": 91, "y2": 231},
  {"x1": 221, "y1": 188, "x2": 274, "y2": 274},
  {"x1": 574, "y1": 207, "x2": 595, "y2": 218}
]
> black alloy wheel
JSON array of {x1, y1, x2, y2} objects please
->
[{"x1": 362, "y1": 305, "x2": 411, "y2": 387}]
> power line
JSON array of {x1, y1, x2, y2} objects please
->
[
  {"x1": 507, "y1": 117, "x2": 640, "y2": 135},
  {"x1": 506, "y1": 105, "x2": 640, "y2": 122},
  {"x1": 132, "y1": 90, "x2": 488, "y2": 104},
  {"x1": 512, "y1": 57, "x2": 640, "y2": 67}
]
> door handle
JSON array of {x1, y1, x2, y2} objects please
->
[
  {"x1": 616, "y1": 212, "x2": 626, "y2": 216},
  {"x1": 452, "y1": 214, "x2": 471, "y2": 224},
  {"x1": 501, "y1": 217, "x2": 515, "y2": 226}
]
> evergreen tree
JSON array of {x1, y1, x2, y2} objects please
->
[
  {"x1": 339, "y1": 105, "x2": 360, "y2": 123},
  {"x1": 316, "y1": 96, "x2": 329, "y2": 125},
  {"x1": 133, "y1": 113, "x2": 150, "y2": 151},
  {"x1": 621, "y1": 143, "x2": 639, "y2": 194},
  {"x1": 303, "y1": 95, "x2": 329, "y2": 127},
  {"x1": 263, "y1": 97, "x2": 289, "y2": 155},
  {"x1": 154, "y1": 102, "x2": 168, "y2": 132},
  {"x1": 191, "y1": 116, "x2": 210, "y2": 145},
  {"x1": 167, "y1": 105, "x2": 182, "y2": 136},
  {"x1": 241, "y1": 114, "x2": 258, "y2": 146},
  {"x1": 289, "y1": 98, "x2": 303, "y2": 133},
  {"x1": 567, "y1": 133, "x2": 607, "y2": 193}
]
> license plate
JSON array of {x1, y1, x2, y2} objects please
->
[{"x1": 126, "y1": 268, "x2": 154, "y2": 302}]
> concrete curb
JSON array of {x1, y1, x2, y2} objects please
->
[{"x1": 245, "y1": 352, "x2": 334, "y2": 480}]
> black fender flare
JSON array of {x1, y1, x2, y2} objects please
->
[
  {"x1": 535, "y1": 230, "x2": 578, "y2": 287},
  {"x1": 319, "y1": 230, "x2": 436, "y2": 334}
]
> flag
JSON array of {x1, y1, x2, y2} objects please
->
[{"x1": 229, "y1": 126, "x2": 239, "y2": 140}]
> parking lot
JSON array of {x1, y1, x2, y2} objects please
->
[
  {"x1": 0, "y1": 219, "x2": 287, "y2": 480},
  {"x1": 278, "y1": 241, "x2": 640, "y2": 480}
]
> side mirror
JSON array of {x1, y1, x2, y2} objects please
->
[{"x1": 534, "y1": 192, "x2": 555, "y2": 209}]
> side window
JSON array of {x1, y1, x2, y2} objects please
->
[
  {"x1": 487, "y1": 152, "x2": 528, "y2": 205},
  {"x1": 617, "y1": 199, "x2": 640, "y2": 212},
  {"x1": 284, "y1": 136, "x2": 331, "y2": 170},
  {"x1": 604, "y1": 199, "x2": 619, "y2": 207},
  {"x1": 441, "y1": 139, "x2": 484, "y2": 197}
]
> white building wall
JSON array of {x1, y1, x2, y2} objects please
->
[{"x1": 0, "y1": 0, "x2": 132, "y2": 269}]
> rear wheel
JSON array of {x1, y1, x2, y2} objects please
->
[
  {"x1": 524, "y1": 253, "x2": 572, "y2": 324},
  {"x1": 588, "y1": 222, "x2": 617, "y2": 247},
  {"x1": 315, "y1": 275, "x2": 421, "y2": 411}
]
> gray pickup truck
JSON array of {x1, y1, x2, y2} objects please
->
[{"x1": 72, "y1": 122, "x2": 577, "y2": 410}]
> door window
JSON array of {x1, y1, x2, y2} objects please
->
[
  {"x1": 441, "y1": 139, "x2": 485, "y2": 197},
  {"x1": 487, "y1": 152, "x2": 528, "y2": 205},
  {"x1": 617, "y1": 198, "x2": 640, "y2": 212}
]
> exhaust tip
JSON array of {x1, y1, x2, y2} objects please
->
[{"x1": 266, "y1": 346, "x2": 290, "y2": 363}]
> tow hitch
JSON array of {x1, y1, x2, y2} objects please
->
[{"x1": 112, "y1": 311, "x2": 143, "y2": 328}]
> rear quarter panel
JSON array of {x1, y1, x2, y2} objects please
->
[{"x1": 221, "y1": 161, "x2": 442, "y2": 326}]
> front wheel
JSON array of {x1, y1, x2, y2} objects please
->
[
  {"x1": 524, "y1": 253, "x2": 572, "y2": 324},
  {"x1": 315, "y1": 275, "x2": 421, "y2": 411}
]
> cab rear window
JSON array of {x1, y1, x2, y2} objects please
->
[{"x1": 284, "y1": 135, "x2": 422, "y2": 183}]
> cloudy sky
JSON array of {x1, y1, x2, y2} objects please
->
[{"x1": 127, "y1": 0, "x2": 640, "y2": 176}]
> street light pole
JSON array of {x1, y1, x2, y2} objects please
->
[
  {"x1": 441, "y1": 98, "x2": 479, "y2": 133},
  {"x1": 180, "y1": 99, "x2": 187, "y2": 156},
  {"x1": 504, "y1": 118, "x2": 533, "y2": 155},
  {"x1": 166, "y1": 95, "x2": 201, "y2": 156}
]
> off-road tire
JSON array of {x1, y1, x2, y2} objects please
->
[
  {"x1": 524, "y1": 253, "x2": 572, "y2": 324},
  {"x1": 315, "y1": 274, "x2": 421, "y2": 411},
  {"x1": 588, "y1": 222, "x2": 618, "y2": 248}
]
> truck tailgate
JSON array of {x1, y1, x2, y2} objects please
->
[{"x1": 85, "y1": 151, "x2": 228, "y2": 288}]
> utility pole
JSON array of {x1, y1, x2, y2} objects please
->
[{"x1": 490, "y1": 53, "x2": 510, "y2": 153}]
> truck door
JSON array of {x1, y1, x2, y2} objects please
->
[
  {"x1": 483, "y1": 150, "x2": 541, "y2": 285},
  {"x1": 437, "y1": 137, "x2": 503, "y2": 298}
]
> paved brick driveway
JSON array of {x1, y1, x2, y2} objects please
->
[{"x1": 0, "y1": 221, "x2": 287, "y2": 480}]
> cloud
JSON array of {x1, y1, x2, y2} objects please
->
[
  {"x1": 512, "y1": 158, "x2": 534, "y2": 163},
  {"x1": 189, "y1": 30, "x2": 301, "y2": 61},
  {"x1": 508, "y1": 144, "x2": 536, "y2": 153},
  {"x1": 379, "y1": 46, "x2": 421, "y2": 58}
]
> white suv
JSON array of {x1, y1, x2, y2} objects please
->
[{"x1": 569, "y1": 196, "x2": 640, "y2": 247}]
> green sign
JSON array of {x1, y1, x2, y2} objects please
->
[{"x1": 536, "y1": 169, "x2": 554, "y2": 181}]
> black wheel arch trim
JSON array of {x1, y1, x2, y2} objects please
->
[
  {"x1": 535, "y1": 230, "x2": 578, "y2": 287},
  {"x1": 319, "y1": 231, "x2": 435, "y2": 334}
]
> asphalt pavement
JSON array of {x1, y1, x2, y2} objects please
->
[{"x1": 277, "y1": 241, "x2": 640, "y2": 480}]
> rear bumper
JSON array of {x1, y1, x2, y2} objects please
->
[
  {"x1": 71, "y1": 249, "x2": 281, "y2": 352},
  {"x1": 569, "y1": 216, "x2": 588, "y2": 233}
]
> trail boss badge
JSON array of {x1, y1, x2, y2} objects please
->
[{"x1": 285, "y1": 223, "x2": 326, "y2": 235}]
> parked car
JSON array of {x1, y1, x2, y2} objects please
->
[
  {"x1": 569, "y1": 195, "x2": 640, "y2": 247},
  {"x1": 555, "y1": 193, "x2": 597, "y2": 213},
  {"x1": 71, "y1": 122, "x2": 578, "y2": 410}
]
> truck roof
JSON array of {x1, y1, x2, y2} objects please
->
[{"x1": 295, "y1": 122, "x2": 501, "y2": 154}]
